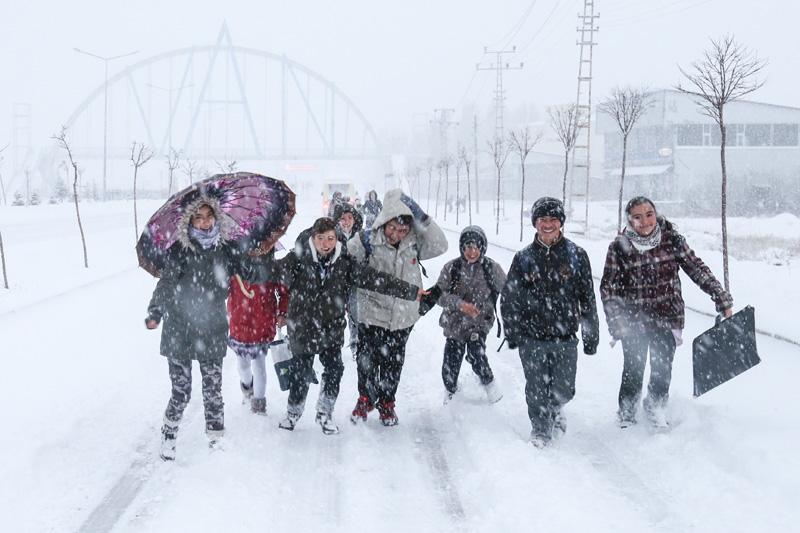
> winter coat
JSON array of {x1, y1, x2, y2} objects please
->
[
  {"x1": 147, "y1": 224, "x2": 273, "y2": 362},
  {"x1": 275, "y1": 228, "x2": 420, "y2": 355},
  {"x1": 500, "y1": 235, "x2": 599, "y2": 353},
  {"x1": 361, "y1": 190, "x2": 383, "y2": 229},
  {"x1": 227, "y1": 277, "x2": 289, "y2": 344},
  {"x1": 600, "y1": 218, "x2": 733, "y2": 339},
  {"x1": 347, "y1": 189, "x2": 448, "y2": 332},
  {"x1": 333, "y1": 203, "x2": 363, "y2": 246},
  {"x1": 436, "y1": 256, "x2": 507, "y2": 341}
]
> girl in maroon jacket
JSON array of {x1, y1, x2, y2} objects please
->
[
  {"x1": 227, "y1": 248, "x2": 289, "y2": 414},
  {"x1": 601, "y1": 197, "x2": 732, "y2": 430}
]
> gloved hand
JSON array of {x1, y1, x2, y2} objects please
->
[
  {"x1": 400, "y1": 193, "x2": 429, "y2": 223},
  {"x1": 584, "y1": 343, "x2": 597, "y2": 355},
  {"x1": 145, "y1": 317, "x2": 160, "y2": 329},
  {"x1": 505, "y1": 338, "x2": 518, "y2": 350}
]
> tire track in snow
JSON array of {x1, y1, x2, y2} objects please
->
[{"x1": 413, "y1": 410, "x2": 466, "y2": 523}]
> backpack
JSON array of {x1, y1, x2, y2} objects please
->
[
  {"x1": 358, "y1": 229, "x2": 428, "y2": 278},
  {"x1": 448, "y1": 257, "x2": 502, "y2": 337}
]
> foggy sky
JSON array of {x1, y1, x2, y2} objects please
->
[{"x1": 1, "y1": 0, "x2": 797, "y2": 147}]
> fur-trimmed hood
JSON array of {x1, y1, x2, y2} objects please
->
[{"x1": 177, "y1": 195, "x2": 235, "y2": 251}]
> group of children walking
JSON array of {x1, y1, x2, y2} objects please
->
[{"x1": 146, "y1": 189, "x2": 732, "y2": 459}]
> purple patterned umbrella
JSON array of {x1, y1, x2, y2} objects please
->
[{"x1": 136, "y1": 172, "x2": 296, "y2": 277}]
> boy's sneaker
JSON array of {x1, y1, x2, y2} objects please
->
[
  {"x1": 553, "y1": 411, "x2": 567, "y2": 437},
  {"x1": 206, "y1": 429, "x2": 225, "y2": 450},
  {"x1": 378, "y1": 401, "x2": 399, "y2": 427},
  {"x1": 643, "y1": 397, "x2": 669, "y2": 430},
  {"x1": 160, "y1": 433, "x2": 176, "y2": 461},
  {"x1": 278, "y1": 412, "x2": 300, "y2": 431},
  {"x1": 618, "y1": 410, "x2": 637, "y2": 429},
  {"x1": 251, "y1": 397, "x2": 267, "y2": 415},
  {"x1": 350, "y1": 395, "x2": 374, "y2": 424},
  {"x1": 240, "y1": 380, "x2": 254, "y2": 403},
  {"x1": 530, "y1": 431, "x2": 551, "y2": 449},
  {"x1": 315, "y1": 412, "x2": 340, "y2": 435},
  {"x1": 484, "y1": 380, "x2": 503, "y2": 404}
]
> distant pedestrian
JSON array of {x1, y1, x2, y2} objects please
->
[
  {"x1": 600, "y1": 196, "x2": 732, "y2": 430},
  {"x1": 361, "y1": 190, "x2": 382, "y2": 229},
  {"x1": 333, "y1": 203, "x2": 364, "y2": 355},
  {"x1": 501, "y1": 197, "x2": 598, "y2": 448}
]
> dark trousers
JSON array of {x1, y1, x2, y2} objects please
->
[
  {"x1": 287, "y1": 346, "x2": 344, "y2": 417},
  {"x1": 356, "y1": 324, "x2": 412, "y2": 404},
  {"x1": 162, "y1": 358, "x2": 224, "y2": 436},
  {"x1": 442, "y1": 335, "x2": 495, "y2": 393},
  {"x1": 518, "y1": 339, "x2": 578, "y2": 438},
  {"x1": 619, "y1": 325, "x2": 676, "y2": 416}
]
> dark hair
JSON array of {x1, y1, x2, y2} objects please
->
[
  {"x1": 389, "y1": 215, "x2": 413, "y2": 227},
  {"x1": 311, "y1": 217, "x2": 337, "y2": 236},
  {"x1": 625, "y1": 196, "x2": 656, "y2": 216},
  {"x1": 192, "y1": 203, "x2": 215, "y2": 217}
]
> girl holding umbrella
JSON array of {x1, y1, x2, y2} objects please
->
[{"x1": 600, "y1": 196, "x2": 732, "y2": 430}]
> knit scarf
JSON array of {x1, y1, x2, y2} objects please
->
[
  {"x1": 625, "y1": 223, "x2": 662, "y2": 252},
  {"x1": 188, "y1": 223, "x2": 221, "y2": 250}
]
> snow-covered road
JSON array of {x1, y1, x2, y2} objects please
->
[{"x1": 1, "y1": 200, "x2": 797, "y2": 532}]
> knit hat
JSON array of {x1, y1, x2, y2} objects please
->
[
  {"x1": 459, "y1": 225, "x2": 487, "y2": 257},
  {"x1": 531, "y1": 197, "x2": 565, "y2": 225}
]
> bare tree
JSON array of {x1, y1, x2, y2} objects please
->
[
  {"x1": 424, "y1": 158, "x2": 435, "y2": 213},
  {"x1": 509, "y1": 127, "x2": 543, "y2": 242},
  {"x1": 677, "y1": 34, "x2": 766, "y2": 292},
  {"x1": 441, "y1": 155, "x2": 452, "y2": 222},
  {"x1": 486, "y1": 136, "x2": 512, "y2": 235},
  {"x1": 215, "y1": 159, "x2": 238, "y2": 174},
  {"x1": 53, "y1": 127, "x2": 88, "y2": 268},
  {"x1": 182, "y1": 159, "x2": 199, "y2": 186},
  {"x1": 0, "y1": 230, "x2": 8, "y2": 289},
  {"x1": 458, "y1": 145, "x2": 472, "y2": 226},
  {"x1": 598, "y1": 86, "x2": 653, "y2": 231},
  {"x1": 548, "y1": 104, "x2": 581, "y2": 207},
  {"x1": 166, "y1": 148, "x2": 181, "y2": 196},
  {"x1": 0, "y1": 143, "x2": 8, "y2": 206},
  {"x1": 434, "y1": 159, "x2": 444, "y2": 219},
  {"x1": 131, "y1": 142, "x2": 155, "y2": 243}
]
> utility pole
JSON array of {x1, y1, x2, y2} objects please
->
[
  {"x1": 477, "y1": 46, "x2": 522, "y2": 218},
  {"x1": 569, "y1": 1, "x2": 599, "y2": 233},
  {"x1": 473, "y1": 114, "x2": 480, "y2": 214},
  {"x1": 74, "y1": 47, "x2": 139, "y2": 200},
  {"x1": 477, "y1": 47, "x2": 523, "y2": 141}
]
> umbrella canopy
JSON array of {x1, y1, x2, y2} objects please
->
[
  {"x1": 692, "y1": 305, "x2": 760, "y2": 397},
  {"x1": 136, "y1": 172, "x2": 295, "y2": 277}
]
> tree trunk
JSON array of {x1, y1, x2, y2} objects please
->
[
  {"x1": 0, "y1": 230, "x2": 8, "y2": 289},
  {"x1": 167, "y1": 169, "x2": 174, "y2": 197},
  {"x1": 618, "y1": 136, "x2": 628, "y2": 232},
  {"x1": 72, "y1": 168, "x2": 89, "y2": 268},
  {"x1": 466, "y1": 166, "x2": 472, "y2": 226},
  {"x1": 134, "y1": 166, "x2": 140, "y2": 244},
  {"x1": 444, "y1": 166, "x2": 449, "y2": 222},
  {"x1": 719, "y1": 112, "x2": 730, "y2": 292},
  {"x1": 455, "y1": 168, "x2": 460, "y2": 225},
  {"x1": 561, "y1": 150, "x2": 569, "y2": 206},
  {"x1": 495, "y1": 167, "x2": 501, "y2": 235},
  {"x1": 519, "y1": 161, "x2": 526, "y2": 242},
  {"x1": 0, "y1": 172, "x2": 7, "y2": 206},
  {"x1": 426, "y1": 171, "x2": 432, "y2": 213},
  {"x1": 435, "y1": 168, "x2": 442, "y2": 218}
]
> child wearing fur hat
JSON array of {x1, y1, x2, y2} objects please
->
[{"x1": 435, "y1": 225, "x2": 507, "y2": 404}]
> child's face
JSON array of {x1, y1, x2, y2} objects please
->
[
  {"x1": 463, "y1": 244, "x2": 481, "y2": 264},
  {"x1": 338, "y1": 212, "x2": 355, "y2": 233},
  {"x1": 313, "y1": 230, "x2": 337, "y2": 257},
  {"x1": 191, "y1": 205, "x2": 216, "y2": 230}
]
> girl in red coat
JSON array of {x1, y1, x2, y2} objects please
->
[{"x1": 228, "y1": 250, "x2": 289, "y2": 414}]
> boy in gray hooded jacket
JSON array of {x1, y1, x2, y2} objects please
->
[{"x1": 436, "y1": 226, "x2": 506, "y2": 404}]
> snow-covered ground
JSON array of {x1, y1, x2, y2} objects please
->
[{"x1": 0, "y1": 195, "x2": 798, "y2": 532}]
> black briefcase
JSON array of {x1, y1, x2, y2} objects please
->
[{"x1": 692, "y1": 305, "x2": 760, "y2": 397}]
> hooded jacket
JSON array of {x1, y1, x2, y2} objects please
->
[
  {"x1": 276, "y1": 228, "x2": 420, "y2": 354},
  {"x1": 437, "y1": 227, "x2": 507, "y2": 341},
  {"x1": 347, "y1": 189, "x2": 448, "y2": 331},
  {"x1": 147, "y1": 195, "x2": 273, "y2": 361},
  {"x1": 500, "y1": 234, "x2": 599, "y2": 353},
  {"x1": 333, "y1": 202, "x2": 364, "y2": 245}
]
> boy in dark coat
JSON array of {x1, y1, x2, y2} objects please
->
[
  {"x1": 436, "y1": 226, "x2": 506, "y2": 404},
  {"x1": 501, "y1": 197, "x2": 599, "y2": 448},
  {"x1": 145, "y1": 197, "x2": 273, "y2": 460},
  {"x1": 334, "y1": 203, "x2": 364, "y2": 355},
  {"x1": 274, "y1": 217, "x2": 423, "y2": 435}
]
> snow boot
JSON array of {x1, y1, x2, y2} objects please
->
[
  {"x1": 160, "y1": 433, "x2": 176, "y2": 461},
  {"x1": 251, "y1": 397, "x2": 267, "y2": 416},
  {"x1": 278, "y1": 412, "x2": 301, "y2": 431},
  {"x1": 350, "y1": 395, "x2": 374, "y2": 424},
  {"x1": 553, "y1": 411, "x2": 567, "y2": 437},
  {"x1": 618, "y1": 410, "x2": 637, "y2": 429},
  {"x1": 206, "y1": 429, "x2": 225, "y2": 450},
  {"x1": 483, "y1": 380, "x2": 503, "y2": 404},
  {"x1": 643, "y1": 397, "x2": 669, "y2": 430},
  {"x1": 529, "y1": 431, "x2": 551, "y2": 449},
  {"x1": 315, "y1": 412, "x2": 340, "y2": 435},
  {"x1": 240, "y1": 380, "x2": 254, "y2": 403},
  {"x1": 378, "y1": 401, "x2": 399, "y2": 427}
]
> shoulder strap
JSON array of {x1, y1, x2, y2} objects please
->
[
  {"x1": 481, "y1": 257, "x2": 502, "y2": 338},
  {"x1": 449, "y1": 259, "x2": 462, "y2": 292}
]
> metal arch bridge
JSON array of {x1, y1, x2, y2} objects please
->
[{"x1": 65, "y1": 24, "x2": 382, "y2": 161}]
